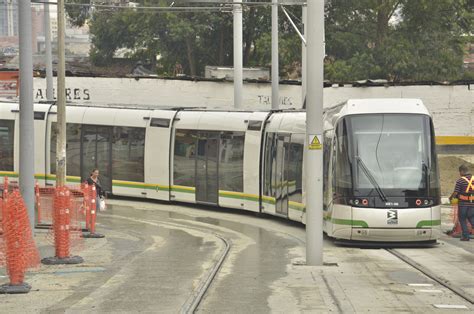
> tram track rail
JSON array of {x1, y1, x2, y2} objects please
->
[
  {"x1": 180, "y1": 234, "x2": 231, "y2": 314},
  {"x1": 101, "y1": 212, "x2": 232, "y2": 314},
  {"x1": 386, "y1": 248, "x2": 474, "y2": 305}
]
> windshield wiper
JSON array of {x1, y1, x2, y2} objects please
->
[
  {"x1": 355, "y1": 156, "x2": 388, "y2": 202},
  {"x1": 422, "y1": 162, "x2": 430, "y2": 193}
]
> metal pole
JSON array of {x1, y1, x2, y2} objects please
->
[
  {"x1": 233, "y1": 3, "x2": 243, "y2": 109},
  {"x1": 271, "y1": 0, "x2": 279, "y2": 110},
  {"x1": 281, "y1": 6, "x2": 306, "y2": 45},
  {"x1": 7, "y1": 0, "x2": 14, "y2": 36},
  {"x1": 44, "y1": 0, "x2": 54, "y2": 101},
  {"x1": 56, "y1": 0, "x2": 67, "y2": 187},
  {"x1": 19, "y1": 0, "x2": 36, "y2": 230},
  {"x1": 301, "y1": 5, "x2": 307, "y2": 108},
  {"x1": 305, "y1": 0, "x2": 324, "y2": 266}
]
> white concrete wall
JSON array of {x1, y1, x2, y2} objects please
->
[{"x1": 32, "y1": 77, "x2": 473, "y2": 136}]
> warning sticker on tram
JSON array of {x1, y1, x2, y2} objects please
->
[{"x1": 309, "y1": 135, "x2": 322, "y2": 150}]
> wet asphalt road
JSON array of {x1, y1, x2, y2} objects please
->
[
  {"x1": 45, "y1": 202, "x2": 303, "y2": 313},
  {"x1": 2, "y1": 200, "x2": 471, "y2": 313}
]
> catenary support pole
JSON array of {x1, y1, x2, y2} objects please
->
[
  {"x1": 301, "y1": 5, "x2": 307, "y2": 107},
  {"x1": 271, "y1": 0, "x2": 279, "y2": 110},
  {"x1": 44, "y1": 0, "x2": 54, "y2": 101},
  {"x1": 233, "y1": 3, "x2": 243, "y2": 109},
  {"x1": 305, "y1": 0, "x2": 324, "y2": 266},
  {"x1": 56, "y1": 0, "x2": 67, "y2": 187},
  {"x1": 19, "y1": 0, "x2": 36, "y2": 230}
]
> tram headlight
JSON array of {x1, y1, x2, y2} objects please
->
[
  {"x1": 415, "y1": 199, "x2": 433, "y2": 207},
  {"x1": 351, "y1": 198, "x2": 369, "y2": 206}
]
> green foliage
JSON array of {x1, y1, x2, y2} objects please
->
[
  {"x1": 66, "y1": 0, "x2": 473, "y2": 81},
  {"x1": 65, "y1": 0, "x2": 91, "y2": 27},
  {"x1": 325, "y1": 0, "x2": 473, "y2": 82}
]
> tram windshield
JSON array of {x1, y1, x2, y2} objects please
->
[{"x1": 338, "y1": 114, "x2": 439, "y2": 199}]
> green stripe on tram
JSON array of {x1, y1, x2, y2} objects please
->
[
  {"x1": 0, "y1": 171, "x2": 18, "y2": 178},
  {"x1": 112, "y1": 180, "x2": 169, "y2": 191},
  {"x1": 326, "y1": 217, "x2": 369, "y2": 228},
  {"x1": 416, "y1": 220, "x2": 441, "y2": 228},
  {"x1": 171, "y1": 185, "x2": 196, "y2": 194},
  {"x1": 218, "y1": 191, "x2": 260, "y2": 202}
]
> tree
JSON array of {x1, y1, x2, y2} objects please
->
[
  {"x1": 65, "y1": 0, "x2": 472, "y2": 81},
  {"x1": 65, "y1": 1, "x2": 303, "y2": 77},
  {"x1": 325, "y1": 0, "x2": 473, "y2": 81}
]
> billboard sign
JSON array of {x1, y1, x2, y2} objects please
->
[{"x1": 0, "y1": 71, "x2": 19, "y2": 97}]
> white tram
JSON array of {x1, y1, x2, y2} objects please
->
[{"x1": 0, "y1": 98, "x2": 441, "y2": 242}]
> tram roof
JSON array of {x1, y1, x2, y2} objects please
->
[{"x1": 340, "y1": 98, "x2": 430, "y2": 116}]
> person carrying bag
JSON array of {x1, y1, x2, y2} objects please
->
[{"x1": 86, "y1": 168, "x2": 106, "y2": 211}]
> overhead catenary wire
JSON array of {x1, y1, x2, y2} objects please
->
[{"x1": 28, "y1": 1, "x2": 305, "y2": 12}]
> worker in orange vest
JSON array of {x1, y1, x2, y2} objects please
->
[{"x1": 449, "y1": 165, "x2": 474, "y2": 241}]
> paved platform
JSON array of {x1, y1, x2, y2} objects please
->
[{"x1": 0, "y1": 201, "x2": 472, "y2": 313}]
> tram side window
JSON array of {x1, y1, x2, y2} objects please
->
[
  {"x1": 50, "y1": 123, "x2": 81, "y2": 177},
  {"x1": 288, "y1": 134, "x2": 304, "y2": 204},
  {"x1": 335, "y1": 120, "x2": 352, "y2": 196},
  {"x1": 112, "y1": 127, "x2": 145, "y2": 182},
  {"x1": 219, "y1": 132, "x2": 245, "y2": 192},
  {"x1": 323, "y1": 131, "x2": 333, "y2": 209},
  {"x1": 174, "y1": 129, "x2": 196, "y2": 187},
  {"x1": 263, "y1": 133, "x2": 276, "y2": 197},
  {"x1": 0, "y1": 120, "x2": 14, "y2": 171}
]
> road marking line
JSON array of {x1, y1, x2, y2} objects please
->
[
  {"x1": 433, "y1": 304, "x2": 468, "y2": 309},
  {"x1": 408, "y1": 283, "x2": 433, "y2": 287},
  {"x1": 417, "y1": 289, "x2": 443, "y2": 293}
]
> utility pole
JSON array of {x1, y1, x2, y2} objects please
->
[
  {"x1": 233, "y1": 2, "x2": 243, "y2": 109},
  {"x1": 7, "y1": 0, "x2": 14, "y2": 36},
  {"x1": 44, "y1": 0, "x2": 54, "y2": 101},
  {"x1": 271, "y1": 0, "x2": 279, "y2": 110},
  {"x1": 305, "y1": 0, "x2": 324, "y2": 266},
  {"x1": 301, "y1": 5, "x2": 307, "y2": 107},
  {"x1": 19, "y1": 0, "x2": 35, "y2": 230},
  {"x1": 56, "y1": 0, "x2": 67, "y2": 187}
]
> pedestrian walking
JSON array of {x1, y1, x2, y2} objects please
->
[
  {"x1": 86, "y1": 168, "x2": 106, "y2": 211},
  {"x1": 449, "y1": 165, "x2": 474, "y2": 241}
]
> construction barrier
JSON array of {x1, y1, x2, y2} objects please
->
[
  {"x1": 0, "y1": 178, "x2": 40, "y2": 294},
  {"x1": 35, "y1": 183, "x2": 87, "y2": 231},
  {"x1": 41, "y1": 186, "x2": 84, "y2": 265},
  {"x1": 448, "y1": 205, "x2": 474, "y2": 238},
  {"x1": 35, "y1": 182, "x2": 104, "y2": 239},
  {"x1": 82, "y1": 184, "x2": 105, "y2": 239}
]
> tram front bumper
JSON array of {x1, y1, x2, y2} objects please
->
[{"x1": 349, "y1": 227, "x2": 441, "y2": 242}]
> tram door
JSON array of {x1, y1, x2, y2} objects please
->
[
  {"x1": 195, "y1": 132, "x2": 219, "y2": 205},
  {"x1": 81, "y1": 125, "x2": 113, "y2": 192},
  {"x1": 275, "y1": 134, "x2": 290, "y2": 217}
]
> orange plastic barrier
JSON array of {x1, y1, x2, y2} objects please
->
[
  {"x1": 36, "y1": 184, "x2": 87, "y2": 232},
  {"x1": 0, "y1": 178, "x2": 40, "y2": 293},
  {"x1": 449, "y1": 205, "x2": 474, "y2": 238},
  {"x1": 41, "y1": 186, "x2": 84, "y2": 265},
  {"x1": 81, "y1": 184, "x2": 104, "y2": 238},
  {"x1": 0, "y1": 177, "x2": 7, "y2": 267}
]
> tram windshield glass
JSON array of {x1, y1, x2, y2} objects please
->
[{"x1": 342, "y1": 114, "x2": 439, "y2": 198}]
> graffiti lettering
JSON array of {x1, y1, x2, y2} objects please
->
[
  {"x1": 257, "y1": 95, "x2": 294, "y2": 107},
  {"x1": 34, "y1": 88, "x2": 91, "y2": 101}
]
